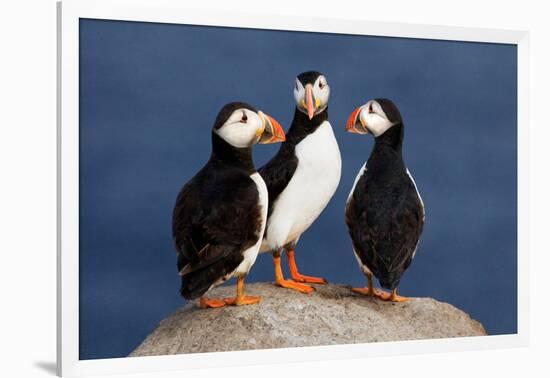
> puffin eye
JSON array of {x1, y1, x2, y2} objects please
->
[
  {"x1": 241, "y1": 111, "x2": 247, "y2": 123},
  {"x1": 319, "y1": 81, "x2": 324, "y2": 89},
  {"x1": 295, "y1": 81, "x2": 299, "y2": 90}
]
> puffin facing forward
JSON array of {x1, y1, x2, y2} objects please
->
[
  {"x1": 345, "y1": 99, "x2": 424, "y2": 302},
  {"x1": 259, "y1": 71, "x2": 342, "y2": 294},
  {"x1": 172, "y1": 102, "x2": 285, "y2": 308}
]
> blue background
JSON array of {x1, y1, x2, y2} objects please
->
[{"x1": 79, "y1": 19, "x2": 517, "y2": 360}]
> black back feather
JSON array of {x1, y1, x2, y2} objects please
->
[
  {"x1": 345, "y1": 122, "x2": 424, "y2": 290},
  {"x1": 172, "y1": 129, "x2": 263, "y2": 299}
]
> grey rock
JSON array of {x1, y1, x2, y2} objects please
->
[{"x1": 130, "y1": 282, "x2": 486, "y2": 357}]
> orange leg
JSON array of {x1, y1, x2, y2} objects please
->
[
  {"x1": 380, "y1": 288, "x2": 408, "y2": 302},
  {"x1": 286, "y1": 248, "x2": 327, "y2": 284},
  {"x1": 352, "y1": 273, "x2": 388, "y2": 300},
  {"x1": 223, "y1": 276, "x2": 261, "y2": 306},
  {"x1": 198, "y1": 296, "x2": 226, "y2": 309},
  {"x1": 272, "y1": 253, "x2": 314, "y2": 294}
]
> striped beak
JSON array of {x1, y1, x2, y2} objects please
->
[
  {"x1": 304, "y1": 84, "x2": 315, "y2": 119},
  {"x1": 345, "y1": 106, "x2": 368, "y2": 134},
  {"x1": 258, "y1": 111, "x2": 286, "y2": 144}
]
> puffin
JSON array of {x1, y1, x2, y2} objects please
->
[
  {"x1": 172, "y1": 102, "x2": 285, "y2": 308},
  {"x1": 344, "y1": 98, "x2": 424, "y2": 302},
  {"x1": 259, "y1": 71, "x2": 342, "y2": 294}
]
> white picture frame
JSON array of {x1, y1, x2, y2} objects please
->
[{"x1": 57, "y1": 0, "x2": 529, "y2": 376}]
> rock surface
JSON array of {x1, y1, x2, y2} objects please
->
[{"x1": 130, "y1": 283, "x2": 486, "y2": 357}]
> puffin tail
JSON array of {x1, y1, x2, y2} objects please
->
[
  {"x1": 180, "y1": 274, "x2": 211, "y2": 300},
  {"x1": 179, "y1": 257, "x2": 240, "y2": 300},
  {"x1": 378, "y1": 271, "x2": 402, "y2": 291},
  {"x1": 180, "y1": 266, "x2": 221, "y2": 299}
]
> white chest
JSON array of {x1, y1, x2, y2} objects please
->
[
  {"x1": 233, "y1": 173, "x2": 268, "y2": 276},
  {"x1": 406, "y1": 168, "x2": 425, "y2": 244},
  {"x1": 347, "y1": 163, "x2": 367, "y2": 204},
  {"x1": 294, "y1": 121, "x2": 341, "y2": 175},
  {"x1": 292, "y1": 122, "x2": 342, "y2": 205},
  {"x1": 265, "y1": 121, "x2": 342, "y2": 247},
  {"x1": 250, "y1": 172, "x2": 269, "y2": 226}
]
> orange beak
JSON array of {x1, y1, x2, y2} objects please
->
[
  {"x1": 305, "y1": 84, "x2": 315, "y2": 120},
  {"x1": 258, "y1": 112, "x2": 286, "y2": 144},
  {"x1": 345, "y1": 106, "x2": 368, "y2": 134}
]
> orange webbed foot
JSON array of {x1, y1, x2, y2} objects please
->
[
  {"x1": 198, "y1": 297, "x2": 226, "y2": 309},
  {"x1": 290, "y1": 273, "x2": 327, "y2": 284},
  {"x1": 224, "y1": 295, "x2": 262, "y2": 306},
  {"x1": 352, "y1": 287, "x2": 389, "y2": 300},
  {"x1": 380, "y1": 289, "x2": 409, "y2": 302},
  {"x1": 272, "y1": 252, "x2": 315, "y2": 294},
  {"x1": 275, "y1": 279, "x2": 315, "y2": 294},
  {"x1": 286, "y1": 248, "x2": 327, "y2": 285}
]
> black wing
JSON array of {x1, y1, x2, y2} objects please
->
[
  {"x1": 346, "y1": 172, "x2": 424, "y2": 290},
  {"x1": 258, "y1": 147, "x2": 298, "y2": 217},
  {"x1": 172, "y1": 163, "x2": 263, "y2": 299}
]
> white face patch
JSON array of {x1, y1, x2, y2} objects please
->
[
  {"x1": 359, "y1": 100, "x2": 395, "y2": 137},
  {"x1": 293, "y1": 75, "x2": 330, "y2": 116},
  {"x1": 214, "y1": 108, "x2": 263, "y2": 148},
  {"x1": 312, "y1": 75, "x2": 330, "y2": 111},
  {"x1": 293, "y1": 79, "x2": 305, "y2": 106}
]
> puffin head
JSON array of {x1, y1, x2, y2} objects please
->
[
  {"x1": 345, "y1": 98, "x2": 402, "y2": 137},
  {"x1": 213, "y1": 102, "x2": 285, "y2": 148},
  {"x1": 293, "y1": 71, "x2": 330, "y2": 120}
]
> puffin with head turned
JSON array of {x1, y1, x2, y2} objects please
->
[
  {"x1": 345, "y1": 98, "x2": 424, "y2": 302},
  {"x1": 259, "y1": 71, "x2": 342, "y2": 294},
  {"x1": 172, "y1": 102, "x2": 285, "y2": 308}
]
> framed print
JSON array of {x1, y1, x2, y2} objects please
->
[{"x1": 57, "y1": 0, "x2": 529, "y2": 376}]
